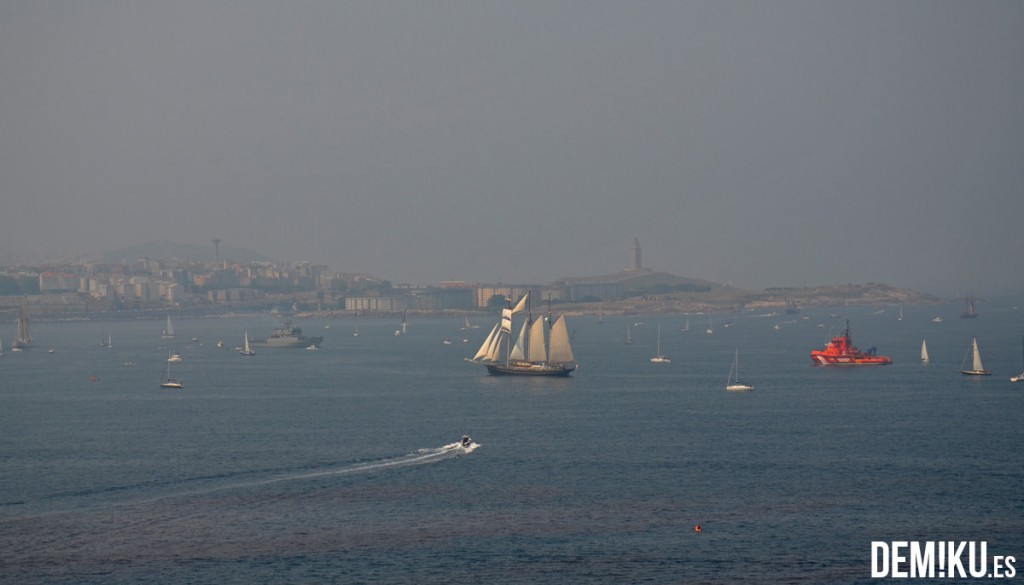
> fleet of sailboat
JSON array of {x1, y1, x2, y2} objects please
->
[
  {"x1": 7, "y1": 301, "x2": 1022, "y2": 385},
  {"x1": 467, "y1": 292, "x2": 576, "y2": 376},
  {"x1": 960, "y1": 337, "x2": 990, "y2": 376},
  {"x1": 726, "y1": 350, "x2": 754, "y2": 391}
]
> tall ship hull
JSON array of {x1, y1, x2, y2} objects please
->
[
  {"x1": 467, "y1": 292, "x2": 577, "y2": 377},
  {"x1": 250, "y1": 321, "x2": 323, "y2": 348},
  {"x1": 811, "y1": 320, "x2": 892, "y2": 366},
  {"x1": 484, "y1": 362, "x2": 576, "y2": 376}
]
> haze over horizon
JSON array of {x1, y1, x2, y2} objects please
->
[{"x1": 2, "y1": 2, "x2": 1022, "y2": 296}]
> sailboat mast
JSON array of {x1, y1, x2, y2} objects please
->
[
  {"x1": 547, "y1": 294, "x2": 552, "y2": 330},
  {"x1": 505, "y1": 297, "x2": 513, "y2": 367}
]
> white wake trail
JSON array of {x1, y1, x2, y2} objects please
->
[{"x1": 28, "y1": 442, "x2": 483, "y2": 516}]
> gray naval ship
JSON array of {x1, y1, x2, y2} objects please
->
[{"x1": 250, "y1": 321, "x2": 323, "y2": 348}]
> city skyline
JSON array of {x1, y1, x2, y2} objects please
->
[{"x1": 2, "y1": 2, "x2": 1022, "y2": 295}]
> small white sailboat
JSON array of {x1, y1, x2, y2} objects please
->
[
  {"x1": 102, "y1": 333, "x2": 112, "y2": 348},
  {"x1": 0, "y1": 338, "x2": 4, "y2": 357},
  {"x1": 239, "y1": 331, "x2": 255, "y2": 356},
  {"x1": 960, "y1": 337, "x2": 991, "y2": 376},
  {"x1": 920, "y1": 339, "x2": 929, "y2": 364},
  {"x1": 625, "y1": 324, "x2": 632, "y2": 344},
  {"x1": 1011, "y1": 337, "x2": 1024, "y2": 383},
  {"x1": 682, "y1": 316, "x2": 690, "y2": 332},
  {"x1": 161, "y1": 315, "x2": 176, "y2": 339},
  {"x1": 898, "y1": 304, "x2": 904, "y2": 321},
  {"x1": 726, "y1": 350, "x2": 754, "y2": 391},
  {"x1": 160, "y1": 352, "x2": 183, "y2": 388},
  {"x1": 167, "y1": 351, "x2": 182, "y2": 363},
  {"x1": 353, "y1": 323, "x2": 359, "y2": 337},
  {"x1": 706, "y1": 316, "x2": 713, "y2": 335},
  {"x1": 650, "y1": 324, "x2": 671, "y2": 363}
]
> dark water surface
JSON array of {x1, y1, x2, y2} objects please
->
[{"x1": 2, "y1": 304, "x2": 1022, "y2": 583}]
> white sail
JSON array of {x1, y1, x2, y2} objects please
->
[
  {"x1": 972, "y1": 338, "x2": 985, "y2": 372},
  {"x1": 920, "y1": 340, "x2": 929, "y2": 363},
  {"x1": 162, "y1": 314, "x2": 175, "y2": 338},
  {"x1": 501, "y1": 308, "x2": 514, "y2": 333},
  {"x1": 474, "y1": 323, "x2": 500, "y2": 360},
  {"x1": 510, "y1": 320, "x2": 529, "y2": 360},
  {"x1": 547, "y1": 315, "x2": 575, "y2": 364},
  {"x1": 485, "y1": 328, "x2": 505, "y2": 362},
  {"x1": 511, "y1": 292, "x2": 530, "y2": 315},
  {"x1": 528, "y1": 317, "x2": 547, "y2": 362}
]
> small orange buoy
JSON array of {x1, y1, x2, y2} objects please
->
[
  {"x1": 694, "y1": 524, "x2": 702, "y2": 533},
  {"x1": 88, "y1": 375, "x2": 99, "y2": 382}
]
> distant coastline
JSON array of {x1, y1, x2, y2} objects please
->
[{"x1": 0, "y1": 281, "x2": 939, "y2": 324}]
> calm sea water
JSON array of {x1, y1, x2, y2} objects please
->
[{"x1": 1, "y1": 303, "x2": 1022, "y2": 584}]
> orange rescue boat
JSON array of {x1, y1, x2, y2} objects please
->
[{"x1": 811, "y1": 320, "x2": 892, "y2": 366}]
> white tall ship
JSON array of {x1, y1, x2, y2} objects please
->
[{"x1": 467, "y1": 292, "x2": 576, "y2": 376}]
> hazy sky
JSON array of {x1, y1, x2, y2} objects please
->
[{"x1": 2, "y1": 1, "x2": 1022, "y2": 295}]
